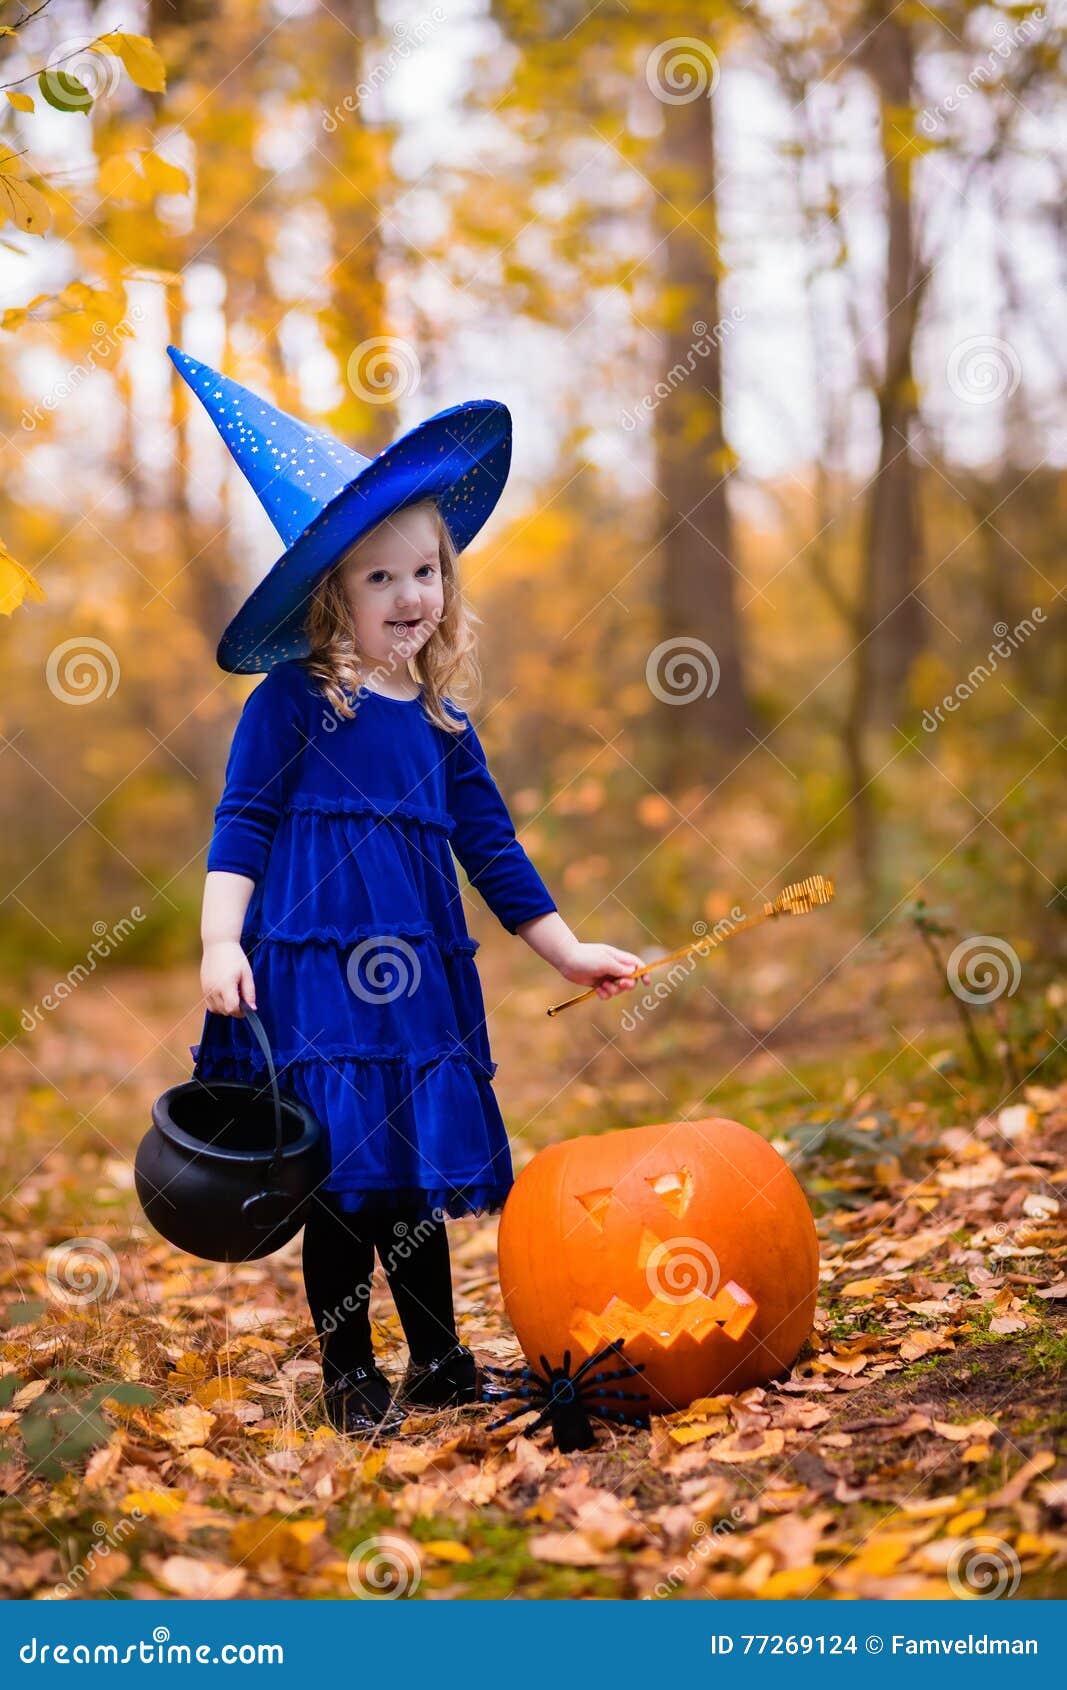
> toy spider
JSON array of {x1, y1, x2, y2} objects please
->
[{"x1": 481, "y1": 1338, "x2": 649, "y2": 1452}]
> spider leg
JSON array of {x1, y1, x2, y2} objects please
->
[
  {"x1": 486, "y1": 1402, "x2": 545, "y2": 1432},
  {"x1": 571, "y1": 1339, "x2": 629, "y2": 1384},
  {"x1": 585, "y1": 1385, "x2": 652, "y2": 1399},
  {"x1": 482, "y1": 1364, "x2": 541, "y2": 1385},
  {"x1": 581, "y1": 1364, "x2": 646, "y2": 1387}
]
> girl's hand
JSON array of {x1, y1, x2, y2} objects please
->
[
  {"x1": 558, "y1": 943, "x2": 652, "y2": 1001},
  {"x1": 201, "y1": 940, "x2": 256, "y2": 1016}
]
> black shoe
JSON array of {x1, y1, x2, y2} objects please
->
[
  {"x1": 322, "y1": 1363, "x2": 407, "y2": 1436},
  {"x1": 397, "y1": 1343, "x2": 479, "y2": 1409}
]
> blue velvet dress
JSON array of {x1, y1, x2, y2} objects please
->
[{"x1": 190, "y1": 660, "x2": 557, "y2": 1217}]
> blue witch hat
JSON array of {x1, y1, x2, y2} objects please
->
[{"x1": 167, "y1": 346, "x2": 512, "y2": 674}]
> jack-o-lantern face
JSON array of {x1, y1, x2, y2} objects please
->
[{"x1": 497, "y1": 1116, "x2": 819, "y2": 1418}]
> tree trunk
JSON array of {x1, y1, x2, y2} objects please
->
[
  {"x1": 861, "y1": 9, "x2": 928, "y2": 714},
  {"x1": 650, "y1": 84, "x2": 750, "y2": 781}
]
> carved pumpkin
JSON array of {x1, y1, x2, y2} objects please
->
[{"x1": 497, "y1": 1115, "x2": 819, "y2": 1418}]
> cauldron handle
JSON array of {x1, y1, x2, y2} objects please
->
[{"x1": 194, "y1": 998, "x2": 285, "y2": 1178}]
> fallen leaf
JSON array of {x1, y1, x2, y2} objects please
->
[
  {"x1": 988, "y1": 1451, "x2": 1056, "y2": 1507},
  {"x1": 421, "y1": 1540, "x2": 473, "y2": 1564},
  {"x1": 158, "y1": 1405, "x2": 215, "y2": 1449},
  {"x1": 158, "y1": 1555, "x2": 246, "y2": 1599},
  {"x1": 229, "y1": 1517, "x2": 324, "y2": 1573},
  {"x1": 121, "y1": 1488, "x2": 185, "y2": 1519},
  {"x1": 529, "y1": 1531, "x2": 610, "y2": 1567},
  {"x1": 932, "y1": 1418, "x2": 999, "y2": 1442}
]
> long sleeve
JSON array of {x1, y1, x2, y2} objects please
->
[
  {"x1": 206, "y1": 669, "x2": 307, "y2": 885},
  {"x1": 444, "y1": 714, "x2": 558, "y2": 936}
]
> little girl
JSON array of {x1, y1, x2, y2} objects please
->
[{"x1": 173, "y1": 347, "x2": 649, "y2": 1434}]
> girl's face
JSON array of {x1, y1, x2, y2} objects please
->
[{"x1": 337, "y1": 503, "x2": 446, "y2": 670}]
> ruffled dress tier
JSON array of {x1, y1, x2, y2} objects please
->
[{"x1": 191, "y1": 661, "x2": 557, "y2": 1218}]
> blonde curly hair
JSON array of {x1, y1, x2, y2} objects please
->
[{"x1": 299, "y1": 498, "x2": 481, "y2": 736}]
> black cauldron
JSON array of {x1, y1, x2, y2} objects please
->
[{"x1": 137, "y1": 1003, "x2": 327, "y2": 1262}]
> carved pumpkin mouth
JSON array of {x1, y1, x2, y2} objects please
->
[{"x1": 570, "y1": 1278, "x2": 756, "y2": 1353}]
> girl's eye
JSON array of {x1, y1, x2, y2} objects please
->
[{"x1": 367, "y1": 565, "x2": 435, "y2": 583}]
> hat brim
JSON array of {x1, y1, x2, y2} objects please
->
[{"x1": 216, "y1": 399, "x2": 512, "y2": 674}]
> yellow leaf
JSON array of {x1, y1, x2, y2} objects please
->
[
  {"x1": 758, "y1": 1566, "x2": 826, "y2": 1599},
  {"x1": 0, "y1": 545, "x2": 47, "y2": 616},
  {"x1": 92, "y1": 33, "x2": 166, "y2": 93},
  {"x1": 421, "y1": 1540, "x2": 473, "y2": 1564},
  {"x1": 167, "y1": 1352, "x2": 208, "y2": 1384},
  {"x1": 230, "y1": 1516, "x2": 323, "y2": 1572},
  {"x1": 841, "y1": 1277, "x2": 892, "y2": 1297},
  {"x1": 668, "y1": 1419, "x2": 729, "y2": 1446},
  {"x1": 851, "y1": 1531, "x2": 914, "y2": 1575},
  {"x1": 121, "y1": 1487, "x2": 185, "y2": 1519},
  {"x1": 159, "y1": 1404, "x2": 215, "y2": 1448},
  {"x1": 141, "y1": 151, "x2": 188, "y2": 195},
  {"x1": 662, "y1": 1395, "x2": 735, "y2": 1422},
  {"x1": 193, "y1": 1375, "x2": 251, "y2": 1408},
  {"x1": 181, "y1": 1448, "x2": 235, "y2": 1483},
  {"x1": 58, "y1": 280, "x2": 127, "y2": 328},
  {"x1": 7, "y1": 92, "x2": 35, "y2": 113},
  {"x1": 361, "y1": 1449, "x2": 389, "y2": 1481},
  {"x1": 0, "y1": 157, "x2": 50, "y2": 235},
  {"x1": 97, "y1": 154, "x2": 152, "y2": 202},
  {"x1": 946, "y1": 1508, "x2": 986, "y2": 1536}
]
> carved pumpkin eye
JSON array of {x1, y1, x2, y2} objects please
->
[
  {"x1": 576, "y1": 1187, "x2": 612, "y2": 1229},
  {"x1": 645, "y1": 1167, "x2": 693, "y2": 1218}
]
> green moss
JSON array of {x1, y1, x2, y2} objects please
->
[{"x1": 333, "y1": 1508, "x2": 619, "y2": 1600}]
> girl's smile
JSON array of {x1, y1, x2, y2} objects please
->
[{"x1": 339, "y1": 504, "x2": 445, "y2": 668}]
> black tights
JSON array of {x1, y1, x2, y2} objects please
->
[{"x1": 302, "y1": 1194, "x2": 458, "y2": 1381}]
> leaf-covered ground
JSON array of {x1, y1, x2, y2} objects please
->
[{"x1": 1, "y1": 958, "x2": 1066, "y2": 1601}]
